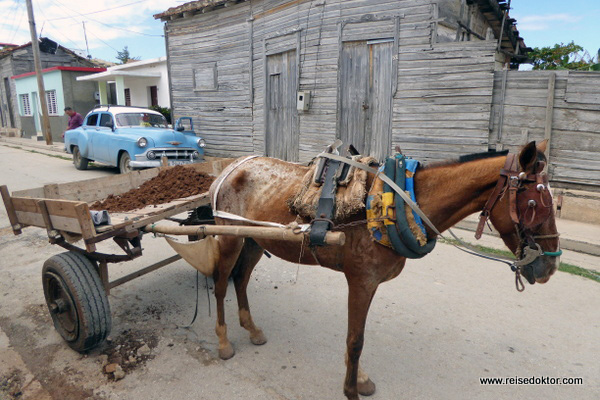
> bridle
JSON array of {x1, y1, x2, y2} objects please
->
[{"x1": 475, "y1": 154, "x2": 562, "y2": 290}]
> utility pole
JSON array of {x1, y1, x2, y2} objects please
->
[
  {"x1": 82, "y1": 21, "x2": 91, "y2": 59},
  {"x1": 26, "y1": 0, "x2": 52, "y2": 145}
]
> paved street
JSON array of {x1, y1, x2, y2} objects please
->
[{"x1": 0, "y1": 143, "x2": 598, "y2": 400}]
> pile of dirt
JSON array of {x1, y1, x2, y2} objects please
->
[
  {"x1": 91, "y1": 166, "x2": 215, "y2": 212},
  {"x1": 100, "y1": 329, "x2": 159, "y2": 380}
]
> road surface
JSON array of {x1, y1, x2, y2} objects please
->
[{"x1": 0, "y1": 144, "x2": 598, "y2": 400}]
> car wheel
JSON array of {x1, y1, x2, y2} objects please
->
[
  {"x1": 73, "y1": 146, "x2": 89, "y2": 170},
  {"x1": 119, "y1": 152, "x2": 132, "y2": 174}
]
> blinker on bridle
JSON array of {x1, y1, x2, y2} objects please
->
[{"x1": 476, "y1": 154, "x2": 562, "y2": 291}]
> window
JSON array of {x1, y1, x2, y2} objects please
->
[
  {"x1": 193, "y1": 63, "x2": 218, "y2": 91},
  {"x1": 85, "y1": 113, "x2": 99, "y2": 126},
  {"x1": 46, "y1": 90, "x2": 58, "y2": 115},
  {"x1": 115, "y1": 112, "x2": 167, "y2": 128},
  {"x1": 99, "y1": 113, "x2": 114, "y2": 128},
  {"x1": 20, "y1": 94, "x2": 31, "y2": 116},
  {"x1": 124, "y1": 88, "x2": 131, "y2": 106}
]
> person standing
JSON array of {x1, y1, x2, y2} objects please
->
[{"x1": 63, "y1": 107, "x2": 83, "y2": 138}]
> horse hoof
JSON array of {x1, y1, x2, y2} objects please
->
[
  {"x1": 219, "y1": 344, "x2": 235, "y2": 360},
  {"x1": 250, "y1": 330, "x2": 267, "y2": 346},
  {"x1": 358, "y1": 378, "x2": 376, "y2": 396}
]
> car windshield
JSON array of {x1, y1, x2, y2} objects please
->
[{"x1": 115, "y1": 112, "x2": 168, "y2": 128}]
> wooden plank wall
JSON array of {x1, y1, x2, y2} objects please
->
[
  {"x1": 394, "y1": 40, "x2": 496, "y2": 162},
  {"x1": 490, "y1": 70, "x2": 600, "y2": 189},
  {"x1": 167, "y1": 1, "x2": 253, "y2": 158},
  {"x1": 165, "y1": 0, "x2": 498, "y2": 164}
]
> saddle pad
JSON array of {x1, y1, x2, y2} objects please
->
[{"x1": 287, "y1": 156, "x2": 378, "y2": 221}]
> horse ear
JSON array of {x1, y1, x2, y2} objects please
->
[
  {"x1": 519, "y1": 141, "x2": 538, "y2": 172},
  {"x1": 537, "y1": 139, "x2": 549, "y2": 154}
]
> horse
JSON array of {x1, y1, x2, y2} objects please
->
[{"x1": 206, "y1": 140, "x2": 560, "y2": 399}]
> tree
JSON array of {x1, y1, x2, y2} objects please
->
[
  {"x1": 528, "y1": 41, "x2": 594, "y2": 70},
  {"x1": 116, "y1": 46, "x2": 140, "y2": 64}
]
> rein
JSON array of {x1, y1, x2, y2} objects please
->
[{"x1": 316, "y1": 152, "x2": 560, "y2": 292}]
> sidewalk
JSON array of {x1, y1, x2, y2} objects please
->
[
  {"x1": 0, "y1": 135, "x2": 66, "y2": 155},
  {"x1": 1, "y1": 135, "x2": 599, "y2": 260}
]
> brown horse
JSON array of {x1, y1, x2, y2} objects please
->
[{"x1": 207, "y1": 141, "x2": 560, "y2": 399}]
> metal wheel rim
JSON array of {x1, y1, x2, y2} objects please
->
[
  {"x1": 44, "y1": 271, "x2": 79, "y2": 342},
  {"x1": 73, "y1": 148, "x2": 81, "y2": 165},
  {"x1": 120, "y1": 153, "x2": 132, "y2": 173}
]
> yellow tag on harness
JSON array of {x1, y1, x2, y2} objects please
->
[{"x1": 382, "y1": 192, "x2": 395, "y2": 226}]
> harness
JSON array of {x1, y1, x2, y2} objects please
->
[
  {"x1": 316, "y1": 150, "x2": 561, "y2": 291},
  {"x1": 365, "y1": 153, "x2": 436, "y2": 258}
]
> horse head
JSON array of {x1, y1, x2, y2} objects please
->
[{"x1": 489, "y1": 140, "x2": 560, "y2": 285}]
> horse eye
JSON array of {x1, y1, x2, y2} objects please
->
[{"x1": 536, "y1": 184, "x2": 545, "y2": 191}]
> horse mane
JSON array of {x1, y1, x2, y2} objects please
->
[{"x1": 421, "y1": 150, "x2": 509, "y2": 170}]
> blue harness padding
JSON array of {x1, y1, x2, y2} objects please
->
[
  {"x1": 404, "y1": 158, "x2": 427, "y2": 236},
  {"x1": 384, "y1": 154, "x2": 436, "y2": 259}
]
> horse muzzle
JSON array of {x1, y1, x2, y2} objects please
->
[{"x1": 520, "y1": 254, "x2": 559, "y2": 284}]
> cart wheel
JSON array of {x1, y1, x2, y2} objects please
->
[
  {"x1": 73, "y1": 146, "x2": 89, "y2": 170},
  {"x1": 42, "y1": 252, "x2": 111, "y2": 352}
]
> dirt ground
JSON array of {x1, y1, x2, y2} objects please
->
[{"x1": 0, "y1": 145, "x2": 599, "y2": 400}]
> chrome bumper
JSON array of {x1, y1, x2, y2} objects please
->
[{"x1": 129, "y1": 159, "x2": 203, "y2": 168}]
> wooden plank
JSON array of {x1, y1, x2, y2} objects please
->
[
  {"x1": 1, "y1": 185, "x2": 22, "y2": 234},
  {"x1": 15, "y1": 211, "x2": 82, "y2": 233},
  {"x1": 544, "y1": 72, "x2": 556, "y2": 161},
  {"x1": 74, "y1": 203, "x2": 96, "y2": 252}
]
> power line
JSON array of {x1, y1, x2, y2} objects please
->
[
  {"x1": 1, "y1": 1, "x2": 20, "y2": 41},
  {"x1": 45, "y1": 0, "x2": 149, "y2": 22},
  {"x1": 33, "y1": 0, "x2": 87, "y2": 53},
  {"x1": 51, "y1": 0, "x2": 164, "y2": 38},
  {"x1": 8, "y1": 3, "x2": 26, "y2": 44}
]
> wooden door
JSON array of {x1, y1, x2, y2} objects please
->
[
  {"x1": 339, "y1": 40, "x2": 394, "y2": 161},
  {"x1": 265, "y1": 49, "x2": 298, "y2": 161}
]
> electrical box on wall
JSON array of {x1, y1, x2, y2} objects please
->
[
  {"x1": 297, "y1": 91, "x2": 311, "y2": 111},
  {"x1": 94, "y1": 91, "x2": 100, "y2": 101}
]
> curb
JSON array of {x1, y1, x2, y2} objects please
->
[{"x1": 455, "y1": 220, "x2": 600, "y2": 257}]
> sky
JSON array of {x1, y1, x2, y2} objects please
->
[
  {"x1": 0, "y1": 0, "x2": 597, "y2": 64},
  {"x1": 510, "y1": 0, "x2": 599, "y2": 58},
  {"x1": 0, "y1": 0, "x2": 185, "y2": 63}
]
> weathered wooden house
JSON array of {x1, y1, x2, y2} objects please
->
[
  {"x1": 0, "y1": 38, "x2": 96, "y2": 133},
  {"x1": 156, "y1": 0, "x2": 600, "y2": 190}
]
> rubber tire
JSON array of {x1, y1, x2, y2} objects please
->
[
  {"x1": 73, "y1": 146, "x2": 89, "y2": 170},
  {"x1": 119, "y1": 152, "x2": 132, "y2": 174},
  {"x1": 42, "y1": 252, "x2": 111, "y2": 352}
]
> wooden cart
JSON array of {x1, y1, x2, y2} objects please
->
[
  {"x1": 1, "y1": 159, "x2": 345, "y2": 353},
  {"x1": 0, "y1": 159, "x2": 233, "y2": 352}
]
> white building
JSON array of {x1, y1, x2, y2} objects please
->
[{"x1": 77, "y1": 57, "x2": 169, "y2": 108}]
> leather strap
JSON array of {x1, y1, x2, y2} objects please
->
[{"x1": 475, "y1": 154, "x2": 517, "y2": 239}]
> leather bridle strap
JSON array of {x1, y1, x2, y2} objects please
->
[{"x1": 475, "y1": 154, "x2": 517, "y2": 239}]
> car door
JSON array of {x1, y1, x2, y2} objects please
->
[
  {"x1": 81, "y1": 113, "x2": 99, "y2": 159},
  {"x1": 93, "y1": 113, "x2": 116, "y2": 163}
]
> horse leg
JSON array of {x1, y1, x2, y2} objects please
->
[
  {"x1": 232, "y1": 238, "x2": 267, "y2": 346},
  {"x1": 213, "y1": 236, "x2": 245, "y2": 360},
  {"x1": 343, "y1": 280, "x2": 379, "y2": 399}
]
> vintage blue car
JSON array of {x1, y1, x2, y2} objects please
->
[{"x1": 64, "y1": 106, "x2": 206, "y2": 174}]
